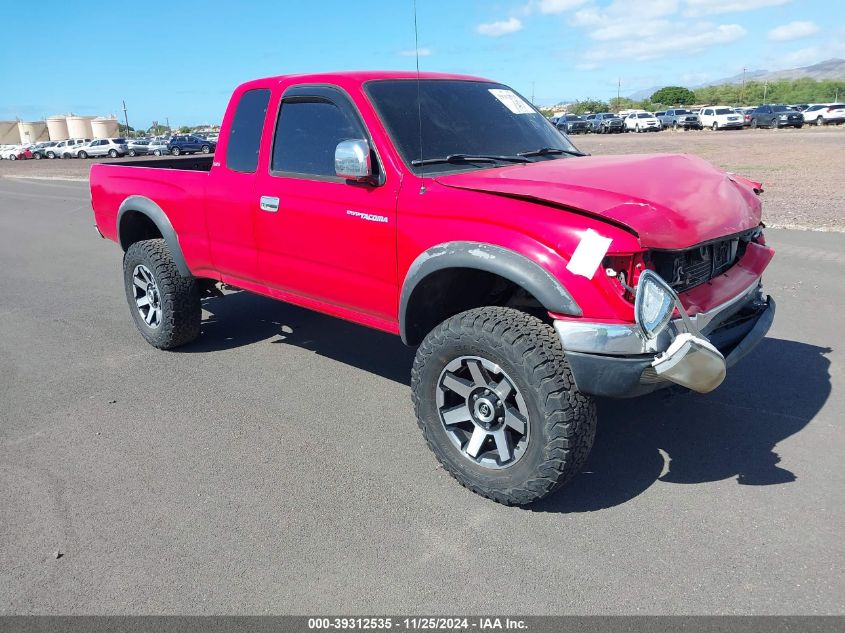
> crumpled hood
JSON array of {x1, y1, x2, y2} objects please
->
[{"x1": 434, "y1": 153, "x2": 763, "y2": 249}]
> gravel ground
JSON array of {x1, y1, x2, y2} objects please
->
[{"x1": 1, "y1": 126, "x2": 843, "y2": 231}]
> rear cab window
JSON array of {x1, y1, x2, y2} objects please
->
[{"x1": 226, "y1": 88, "x2": 271, "y2": 173}]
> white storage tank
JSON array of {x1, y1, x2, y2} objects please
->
[
  {"x1": 66, "y1": 115, "x2": 94, "y2": 139},
  {"x1": 91, "y1": 117, "x2": 119, "y2": 139},
  {"x1": 18, "y1": 121, "x2": 49, "y2": 144},
  {"x1": 46, "y1": 115, "x2": 70, "y2": 140},
  {"x1": 0, "y1": 120, "x2": 20, "y2": 144}
]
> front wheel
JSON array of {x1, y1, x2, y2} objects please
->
[
  {"x1": 108, "y1": 149, "x2": 118, "y2": 157},
  {"x1": 171, "y1": 147, "x2": 181, "y2": 156},
  {"x1": 123, "y1": 239, "x2": 201, "y2": 349},
  {"x1": 200, "y1": 144, "x2": 211, "y2": 153},
  {"x1": 78, "y1": 151, "x2": 88, "y2": 159},
  {"x1": 816, "y1": 116, "x2": 824, "y2": 126},
  {"x1": 153, "y1": 149, "x2": 162, "y2": 156},
  {"x1": 128, "y1": 149, "x2": 136, "y2": 157},
  {"x1": 712, "y1": 122, "x2": 718, "y2": 131},
  {"x1": 411, "y1": 307, "x2": 597, "y2": 506}
]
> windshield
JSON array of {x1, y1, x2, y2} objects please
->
[
  {"x1": 714, "y1": 108, "x2": 734, "y2": 115},
  {"x1": 637, "y1": 113, "x2": 652, "y2": 118},
  {"x1": 674, "y1": 109, "x2": 690, "y2": 114},
  {"x1": 773, "y1": 105, "x2": 793, "y2": 112},
  {"x1": 365, "y1": 79, "x2": 579, "y2": 173}
]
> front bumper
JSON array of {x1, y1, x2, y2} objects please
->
[{"x1": 554, "y1": 282, "x2": 775, "y2": 398}]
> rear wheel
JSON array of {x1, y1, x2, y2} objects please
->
[
  {"x1": 128, "y1": 149, "x2": 136, "y2": 157},
  {"x1": 9, "y1": 155, "x2": 16, "y2": 161},
  {"x1": 411, "y1": 307, "x2": 597, "y2": 506},
  {"x1": 34, "y1": 152, "x2": 42, "y2": 160},
  {"x1": 153, "y1": 149, "x2": 162, "y2": 156},
  {"x1": 78, "y1": 151, "x2": 88, "y2": 159},
  {"x1": 201, "y1": 144, "x2": 211, "y2": 153},
  {"x1": 711, "y1": 122, "x2": 718, "y2": 131},
  {"x1": 123, "y1": 239, "x2": 201, "y2": 349},
  {"x1": 751, "y1": 118, "x2": 758, "y2": 129},
  {"x1": 816, "y1": 116, "x2": 824, "y2": 126}
]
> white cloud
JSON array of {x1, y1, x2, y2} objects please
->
[
  {"x1": 476, "y1": 17, "x2": 523, "y2": 37},
  {"x1": 768, "y1": 21, "x2": 819, "y2": 41},
  {"x1": 536, "y1": 0, "x2": 589, "y2": 14},
  {"x1": 582, "y1": 23, "x2": 746, "y2": 62},
  {"x1": 398, "y1": 47, "x2": 432, "y2": 57},
  {"x1": 684, "y1": 0, "x2": 791, "y2": 17}
]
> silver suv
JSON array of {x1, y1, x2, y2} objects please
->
[{"x1": 77, "y1": 138, "x2": 129, "y2": 158}]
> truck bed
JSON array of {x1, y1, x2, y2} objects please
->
[{"x1": 107, "y1": 155, "x2": 214, "y2": 171}]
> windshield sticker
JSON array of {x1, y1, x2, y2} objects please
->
[
  {"x1": 488, "y1": 89, "x2": 534, "y2": 115},
  {"x1": 566, "y1": 229, "x2": 613, "y2": 279}
]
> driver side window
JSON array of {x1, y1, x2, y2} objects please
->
[{"x1": 271, "y1": 98, "x2": 366, "y2": 179}]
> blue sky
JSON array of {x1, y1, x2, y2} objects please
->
[{"x1": 1, "y1": 0, "x2": 842, "y2": 126}]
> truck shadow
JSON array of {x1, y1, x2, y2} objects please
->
[
  {"x1": 533, "y1": 338, "x2": 832, "y2": 513},
  {"x1": 187, "y1": 292, "x2": 830, "y2": 513}
]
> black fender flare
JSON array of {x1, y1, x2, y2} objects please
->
[
  {"x1": 117, "y1": 195, "x2": 191, "y2": 277},
  {"x1": 399, "y1": 241, "x2": 581, "y2": 344}
]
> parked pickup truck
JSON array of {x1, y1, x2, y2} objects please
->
[{"x1": 90, "y1": 71, "x2": 776, "y2": 506}]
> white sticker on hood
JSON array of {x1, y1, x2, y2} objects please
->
[
  {"x1": 489, "y1": 89, "x2": 534, "y2": 114},
  {"x1": 566, "y1": 229, "x2": 613, "y2": 280}
]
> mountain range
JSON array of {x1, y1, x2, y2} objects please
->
[{"x1": 627, "y1": 58, "x2": 845, "y2": 101}]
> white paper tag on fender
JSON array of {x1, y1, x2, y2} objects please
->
[
  {"x1": 566, "y1": 229, "x2": 613, "y2": 279},
  {"x1": 488, "y1": 89, "x2": 534, "y2": 114}
]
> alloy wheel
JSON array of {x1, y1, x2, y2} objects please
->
[
  {"x1": 436, "y1": 356, "x2": 530, "y2": 469},
  {"x1": 132, "y1": 264, "x2": 163, "y2": 329}
]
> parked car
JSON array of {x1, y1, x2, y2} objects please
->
[
  {"x1": 78, "y1": 138, "x2": 129, "y2": 158},
  {"x1": 125, "y1": 140, "x2": 152, "y2": 156},
  {"x1": 624, "y1": 111, "x2": 661, "y2": 132},
  {"x1": 699, "y1": 107, "x2": 744, "y2": 130},
  {"x1": 589, "y1": 112, "x2": 625, "y2": 134},
  {"x1": 748, "y1": 105, "x2": 804, "y2": 129},
  {"x1": 147, "y1": 139, "x2": 171, "y2": 156},
  {"x1": 90, "y1": 70, "x2": 775, "y2": 506},
  {"x1": 801, "y1": 103, "x2": 845, "y2": 126},
  {"x1": 167, "y1": 134, "x2": 216, "y2": 155},
  {"x1": 556, "y1": 114, "x2": 590, "y2": 135},
  {"x1": 58, "y1": 138, "x2": 92, "y2": 158},
  {"x1": 0, "y1": 145, "x2": 32, "y2": 160},
  {"x1": 31, "y1": 141, "x2": 58, "y2": 159},
  {"x1": 659, "y1": 109, "x2": 702, "y2": 130}
]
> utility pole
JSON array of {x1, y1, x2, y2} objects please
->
[
  {"x1": 122, "y1": 100, "x2": 130, "y2": 138},
  {"x1": 166, "y1": 117, "x2": 170, "y2": 134},
  {"x1": 617, "y1": 77, "x2": 621, "y2": 108},
  {"x1": 763, "y1": 81, "x2": 768, "y2": 103},
  {"x1": 740, "y1": 67, "x2": 747, "y2": 105},
  {"x1": 531, "y1": 82, "x2": 535, "y2": 104}
]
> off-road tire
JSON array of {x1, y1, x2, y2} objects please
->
[
  {"x1": 123, "y1": 239, "x2": 201, "y2": 349},
  {"x1": 411, "y1": 307, "x2": 597, "y2": 506}
]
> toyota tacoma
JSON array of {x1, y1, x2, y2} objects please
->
[{"x1": 90, "y1": 71, "x2": 775, "y2": 505}]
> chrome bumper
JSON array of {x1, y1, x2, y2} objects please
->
[{"x1": 554, "y1": 282, "x2": 774, "y2": 397}]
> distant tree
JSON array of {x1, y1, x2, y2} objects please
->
[
  {"x1": 570, "y1": 99, "x2": 611, "y2": 114},
  {"x1": 651, "y1": 86, "x2": 696, "y2": 106},
  {"x1": 178, "y1": 126, "x2": 191, "y2": 133}
]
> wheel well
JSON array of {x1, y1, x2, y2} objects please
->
[
  {"x1": 119, "y1": 211, "x2": 162, "y2": 251},
  {"x1": 403, "y1": 268, "x2": 548, "y2": 346}
]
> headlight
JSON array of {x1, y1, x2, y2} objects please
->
[{"x1": 634, "y1": 270, "x2": 676, "y2": 339}]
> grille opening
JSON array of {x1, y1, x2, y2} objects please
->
[{"x1": 650, "y1": 231, "x2": 757, "y2": 292}]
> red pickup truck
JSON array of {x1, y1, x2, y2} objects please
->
[{"x1": 91, "y1": 71, "x2": 775, "y2": 505}]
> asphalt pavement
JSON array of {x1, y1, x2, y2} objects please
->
[{"x1": 0, "y1": 176, "x2": 842, "y2": 614}]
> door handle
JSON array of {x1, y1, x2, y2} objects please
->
[{"x1": 259, "y1": 196, "x2": 279, "y2": 213}]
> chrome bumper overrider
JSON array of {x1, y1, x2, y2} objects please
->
[{"x1": 554, "y1": 281, "x2": 772, "y2": 395}]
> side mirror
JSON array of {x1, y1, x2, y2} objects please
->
[{"x1": 335, "y1": 139, "x2": 373, "y2": 182}]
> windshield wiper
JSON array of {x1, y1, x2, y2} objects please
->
[
  {"x1": 411, "y1": 153, "x2": 531, "y2": 166},
  {"x1": 518, "y1": 147, "x2": 587, "y2": 158}
]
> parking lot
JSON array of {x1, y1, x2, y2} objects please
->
[{"x1": 0, "y1": 131, "x2": 843, "y2": 614}]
